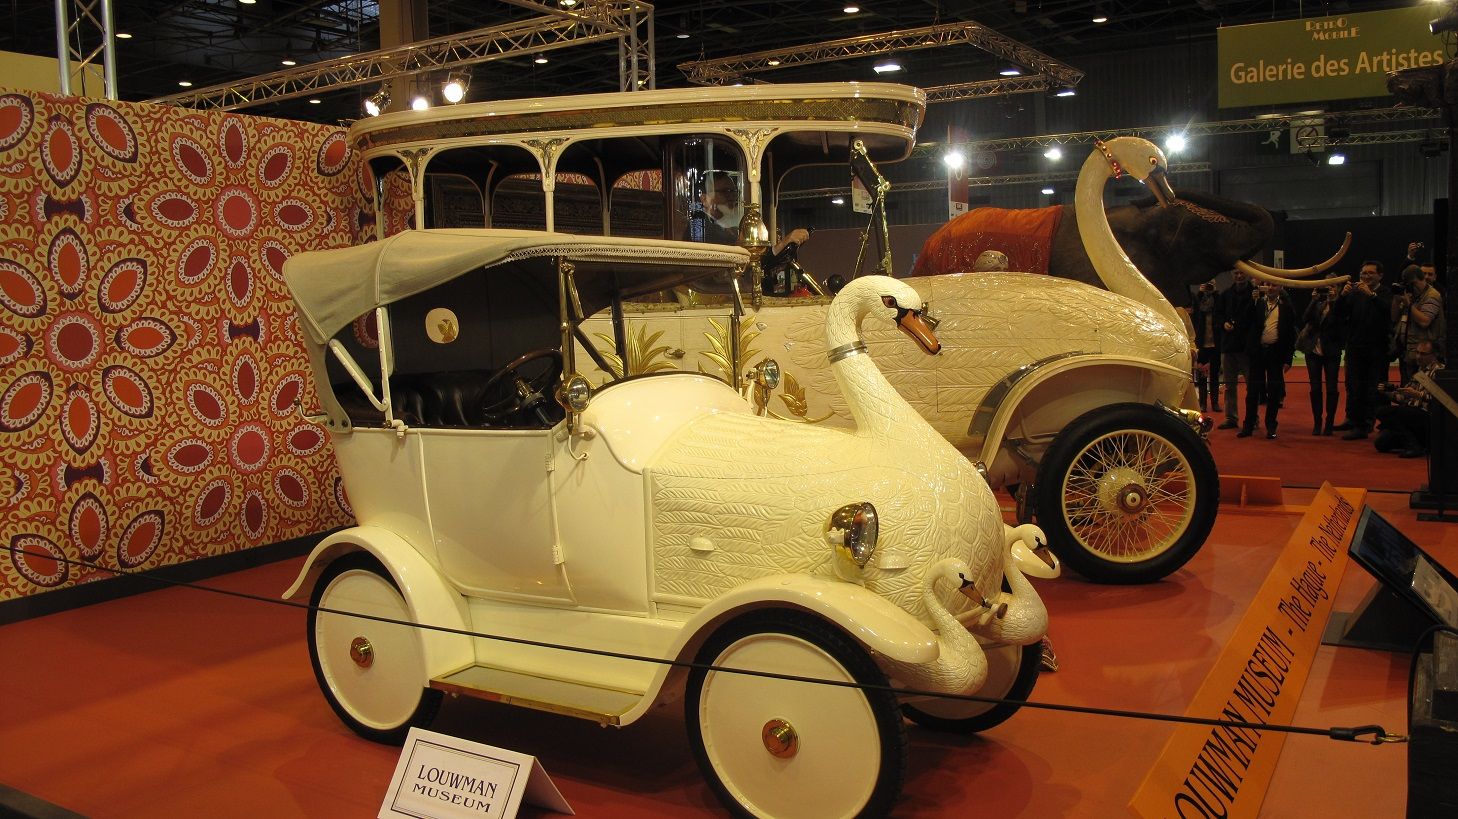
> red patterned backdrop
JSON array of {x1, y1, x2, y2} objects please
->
[{"x1": 0, "y1": 88, "x2": 372, "y2": 601}]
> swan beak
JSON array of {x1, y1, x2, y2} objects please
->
[
  {"x1": 897, "y1": 310, "x2": 942, "y2": 356},
  {"x1": 1144, "y1": 166, "x2": 1177, "y2": 207}
]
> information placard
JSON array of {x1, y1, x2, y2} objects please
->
[{"x1": 379, "y1": 728, "x2": 573, "y2": 819}]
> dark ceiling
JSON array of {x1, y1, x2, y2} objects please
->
[{"x1": 0, "y1": 1, "x2": 1424, "y2": 126}]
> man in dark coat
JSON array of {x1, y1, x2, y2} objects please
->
[
  {"x1": 1334, "y1": 260, "x2": 1395, "y2": 439},
  {"x1": 1215, "y1": 268, "x2": 1258, "y2": 430},
  {"x1": 1239, "y1": 283, "x2": 1297, "y2": 439}
]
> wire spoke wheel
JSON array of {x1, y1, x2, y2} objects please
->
[{"x1": 1036, "y1": 403, "x2": 1218, "y2": 583}]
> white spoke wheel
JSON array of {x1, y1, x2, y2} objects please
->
[
  {"x1": 1035, "y1": 403, "x2": 1218, "y2": 584},
  {"x1": 307, "y1": 553, "x2": 442, "y2": 744},
  {"x1": 901, "y1": 642, "x2": 1041, "y2": 733},
  {"x1": 686, "y1": 612, "x2": 907, "y2": 819}
]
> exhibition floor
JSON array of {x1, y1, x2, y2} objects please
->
[{"x1": 3, "y1": 394, "x2": 1455, "y2": 817}]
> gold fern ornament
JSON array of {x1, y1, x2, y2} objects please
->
[
  {"x1": 593, "y1": 323, "x2": 678, "y2": 379},
  {"x1": 700, "y1": 316, "x2": 761, "y2": 384},
  {"x1": 769, "y1": 371, "x2": 834, "y2": 424}
]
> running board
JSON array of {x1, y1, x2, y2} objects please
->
[{"x1": 429, "y1": 665, "x2": 643, "y2": 726}]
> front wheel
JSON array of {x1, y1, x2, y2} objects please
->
[
  {"x1": 686, "y1": 611, "x2": 907, "y2": 818},
  {"x1": 307, "y1": 552, "x2": 442, "y2": 743},
  {"x1": 901, "y1": 642, "x2": 1041, "y2": 733},
  {"x1": 1034, "y1": 403, "x2": 1218, "y2": 584}
]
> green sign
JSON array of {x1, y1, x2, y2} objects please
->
[{"x1": 1218, "y1": 6, "x2": 1442, "y2": 108}]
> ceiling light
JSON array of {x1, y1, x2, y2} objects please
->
[
  {"x1": 843, "y1": 5, "x2": 860, "y2": 14},
  {"x1": 1054, "y1": 86, "x2": 1076, "y2": 97},
  {"x1": 1327, "y1": 153, "x2": 1346, "y2": 165},
  {"x1": 999, "y1": 65, "x2": 1022, "y2": 76},
  {"x1": 943, "y1": 150, "x2": 965, "y2": 170},
  {"x1": 239, "y1": 0, "x2": 256, "y2": 4},
  {"x1": 281, "y1": 56, "x2": 297, "y2": 66},
  {"x1": 534, "y1": 56, "x2": 549, "y2": 64},
  {"x1": 115, "y1": 32, "x2": 132, "y2": 39},
  {"x1": 831, "y1": 196, "x2": 846, "y2": 205},
  {"x1": 1092, "y1": 16, "x2": 1109, "y2": 24},
  {"x1": 1044, "y1": 146, "x2": 1062, "y2": 161},
  {"x1": 767, "y1": 59, "x2": 782, "y2": 66},
  {"x1": 1041, "y1": 187, "x2": 1055, "y2": 195},
  {"x1": 1432, "y1": 8, "x2": 1458, "y2": 34},
  {"x1": 676, "y1": 33, "x2": 690, "y2": 39},
  {"x1": 873, "y1": 61, "x2": 901, "y2": 74},
  {"x1": 364, "y1": 86, "x2": 390, "y2": 117},
  {"x1": 411, "y1": 95, "x2": 430, "y2": 111},
  {"x1": 178, "y1": 80, "x2": 192, "y2": 87},
  {"x1": 559, "y1": 0, "x2": 578, "y2": 6},
  {"x1": 308, "y1": 98, "x2": 321, "y2": 104},
  {"x1": 1165, "y1": 133, "x2": 1187, "y2": 153},
  {"x1": 442, "y1": 73, "x2": 469, "y2": 103}
]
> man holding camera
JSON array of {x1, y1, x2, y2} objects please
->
[
  {"x1": 1394, "y1": 263, "x2": 1446, "y2": 383},
  {"x1": 1334, "y1": 261, "x2": 1395, "y2": 439}
]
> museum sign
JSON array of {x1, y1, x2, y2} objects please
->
[{"x1": 1218, "y1": 6, "x2": 1440, "y2": 108}]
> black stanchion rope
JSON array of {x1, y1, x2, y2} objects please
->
[{"x1": 9, "y1": 546, "x2": 1407, "y2": 744}]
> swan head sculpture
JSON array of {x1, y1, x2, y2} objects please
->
[
  {"x1": 827, "y1": 275, "x2": 942, "y2": 357},
  {"x1": 1095, "y1": 136, "x2": 1176, "y2": 207}
]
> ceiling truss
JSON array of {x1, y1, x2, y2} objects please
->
[
  {"x1": 147, "y1": 0, "x2": 654, "y2": 110},
  {"x1": 678, "y1": 21, "x2": 1083, "y2": 92}
]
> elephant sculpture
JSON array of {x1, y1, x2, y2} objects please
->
[{"x1": 909, "y1": 188, "x2": 1343, "y2": 307}]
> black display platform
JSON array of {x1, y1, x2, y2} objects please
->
[{"x1": 1322, "y1": 506, "x2": 1458, "y2": 652}]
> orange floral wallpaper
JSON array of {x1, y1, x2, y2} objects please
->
[{"x1": 0, "y1": 89, "x2": 371, "y2": 600}]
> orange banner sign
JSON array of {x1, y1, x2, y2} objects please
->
[{"x1": 1129, "y1": 483, "x2": 1364, "y2": 819}]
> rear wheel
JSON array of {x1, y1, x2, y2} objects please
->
[
  {"x1": 686, "y1": 611, "x2": 907, "y2": 818},
  {"x1": 1034, "y1": 403, "x2": 1218, "y2": 584},
  {"x1": 901, "y1": 641, "x2": 1041, "y2": 733},
  {"x1": 307, "y1": 553, "x2": 442, "y2": 744}
]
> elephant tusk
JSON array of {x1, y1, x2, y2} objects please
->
[
  {"x1": 1238, "y1": 232, "x2": 1352, "y2": 279},
  {"x1": 1235, "y1": 260, "x2": 1350, "y2": 289}
]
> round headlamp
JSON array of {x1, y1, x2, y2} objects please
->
[
  {"x1": 754, "y1": 358, "x2": 781, "y2": 390},
  {"x1": 556, "y1": 374, "x2": 592, "y2": 413},
  {"x1": 827, "y1": 502, "x2": 879, "y2": 569}
]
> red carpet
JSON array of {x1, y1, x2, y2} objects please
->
[{"x1": 1, "y1": 363, "x2": 1454, "y2": 817}]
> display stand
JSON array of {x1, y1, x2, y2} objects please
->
[
  {"x1": 1321, "y1": 507, "x2": 1458, "y2": 652},
  {"x1": 1410, "y1": 369, "x2": 1458, "y2": 523}
]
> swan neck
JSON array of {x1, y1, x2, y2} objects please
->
[{"x1": 1075, "y1": 154, "x2": 1184, "y2": 329}]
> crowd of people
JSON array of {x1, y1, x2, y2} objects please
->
[{"x1": 1189, "y1": 242, "x2": 1446, "y2": 458}]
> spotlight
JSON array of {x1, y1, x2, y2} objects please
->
[
  {"x1": 364, "y1": 86, "x2": 391, "y2": 117},
  {"x1": 999, "y1": 65, "x2": 1022, "y2": 77},
  {"x1": 1165, "y1": 133, "x2": 1187, "y2": 154},
  {"x1": 1092, "y1": 16, "x2": 1109, "y2": 24},
  {"x1": 943, "y1": 150, "x2": 965, "y2": 170},
  {"x1": 411, "y1": 94, "x2": 430, "y2": 111},
  {"x1": 873, "y1": 61, "x2": 902, "y2": 74},
  {"x1": 281, "y1": 52, "x2": 297, "y2": 67},
  {"x1": 1044, "y1": 146, "x2": 1062, "y2": 161},
  {"x1": 442, "y1": 74, "x2": 469, "y2": 103},
  {"x1": 1041, "y1": 187, "x2": 1055, "y2": 195},
  {"x1": 1054, "y1": 86, "x2": 1077, "y2": 97},
  {"x1": 534, "y1": 56, "x2": 549, "y2": 64},
  {"x1": 831, "y1": 196, "x2": 846, "y2": 205},
  {"x1": 1431, "y1": 9, "x2": 1458, "y2": 34},
  {"x1": 1327, "y1": 152, "x2": 1346, "y2": 165},
  {"x1": 843, "y1": 5, "x2": 860, "y2": 13}
]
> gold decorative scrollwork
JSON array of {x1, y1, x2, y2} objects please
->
[
  {"x1": 726, "y1": 127, "x2": 779, "y2": 175},
  {"x1": 524, "y1": 136, "x2": 571, "y2": 171}
]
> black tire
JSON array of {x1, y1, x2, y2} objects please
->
[
  {"x1": 307, "y1": 552, "x2": 442, "y2": 744},
  {"x1": 1034, "y1": 402, "x2": 1218, "y2": 584},
  {"x1": 685, "y1": 610, "x2": 908, "y2": 819},
  {"x1": 901, "y1": 642, "x2": 1041, "y2": 733}
]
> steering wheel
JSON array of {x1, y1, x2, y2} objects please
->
[{"x1": 479, "y1": 348, "x2": 564, "y2": 426}]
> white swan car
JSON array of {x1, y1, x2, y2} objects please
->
[
  {"x1": 340, "y1": 83, "x2": 1221, "y2": 586},
  {"x1": 282, "y1": 229, "x2": 1055, "y2": 818}
]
